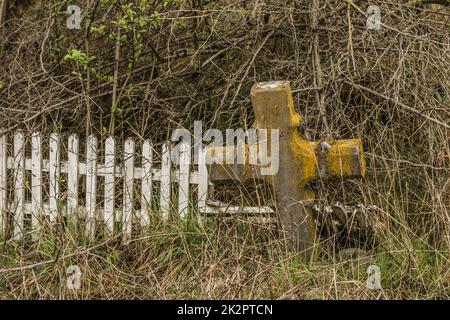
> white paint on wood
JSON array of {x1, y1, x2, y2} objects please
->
[
  {"x1": 159, "y1": 143, "x2": 171, "y2": 221},
  {"x1": 123, "y1": 138, "x2": 135, "y2": 238},
  {"x1": 104, "y1": 136, "x2": 115, "y2": 233},
  {"x1": 141, "y1": 140, "x2": 152, "y2": 227},
  {"x1": 178, "y1": 141, "x2": 191, "y2": 219},
  {"x1": 197, "y1": 147, "x2": 208, "y2": 209},
  {"x1": 31, "y1": 132, "x2": 42, "y2": 229},
  {"x1": 49, "y1": 133, "x2": 60, "y2": 221},
  {"x1": 201, "y1": 199, "x2": 275, "y2": 214},
  {"x1": 67, "y1": 134, "x2": 79, "y2": 215},
  {"x1": 85, "y1": 135, "x2": 98, "y2": 238},
  {"x1": 0, "y1": 135, "x2": 7, "y2": 234},
  {"x1": 0, "y1": 131, "x2": 277, "y2": 240},
  {"x1": 13, "y1": 131, "x2": 24, "y2": 239}
]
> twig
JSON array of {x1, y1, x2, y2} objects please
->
[
  {"x1": 227, "y1": 28, "x2": 275, "y2": 112},
  {"x1": 408, "y1": 0, "x2": 450, "y2": 6},
  {"x1": 311, "y1": 0, "x2": 330, "y2": 135},
  {"x1": 343, "y1": 80, "x2": 450, "y2": 129},
  {"x1": 110, "y1": 21, "x2": 121, "y2": 135},
  {"x1": 0, "y1": 235, "x2": 120, "y2": 274}
]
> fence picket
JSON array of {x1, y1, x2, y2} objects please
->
[
  {"x1": 141, "y1": 140, "x2": 152, "y2": 227},
  {"x1": 49, "y1": 133, "x2": 60, "y2": 221},
  {"x1": 0, "y1": 135, "x2": 7, "y2": 235},
  {"x1": 160, "y1": 143, "x2": 171, "y2": 221},
  {"x1": 67, "y1": 134, "x2": 79, "y2": 216},
  {"x1": 13, "y1": 131, "x2": 25, "y2": 239},
  {"x1": 197, "y1": 147, "x2": 208, "y2": 209},
  {"x1": 86, "y1": 135, "x2": 97, "y2": 238},
  {"x1": 123, "y1": 138, "x2": 135, "y2": 238},
  {"x1": 104, "y1": 136, "x2": 115, "y2": 234},
  {"x1": 31, "y1": 132, "x2": 42, "y2": 230},
  {"x1": 178, "y1": 141, "x2": 190, "y2": 219}
]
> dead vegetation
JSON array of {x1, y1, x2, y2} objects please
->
[{"x1": 0, "y1": 0, "x2": 449, "y2": 299}]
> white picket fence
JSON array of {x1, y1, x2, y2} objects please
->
[{"x1": 0, "y1": 131, "x2": 274, "y2": 241}]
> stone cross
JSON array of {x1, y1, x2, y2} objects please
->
[{"x1": 207, "y1": 81, "x2": 366, "y2": 259}]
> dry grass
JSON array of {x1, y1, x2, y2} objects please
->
[
  {"x1": 0, "y1": 0, "x2": 449, "y2": 299},
  {"x1": 0, "y1": 215, "x2": 449, "y2": 299}
]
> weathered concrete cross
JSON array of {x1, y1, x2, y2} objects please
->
[{"x1": 207, "y1": 81, "x2": 366, "y2": 258}]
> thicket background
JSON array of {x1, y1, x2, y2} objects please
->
[{"x1": 0, "y1": 0, "x2": 448, "y2": 299}]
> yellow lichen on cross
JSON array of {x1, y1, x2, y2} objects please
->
[{"x1": 208, "y1": 81, "x2": 366, "y2": 259}]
